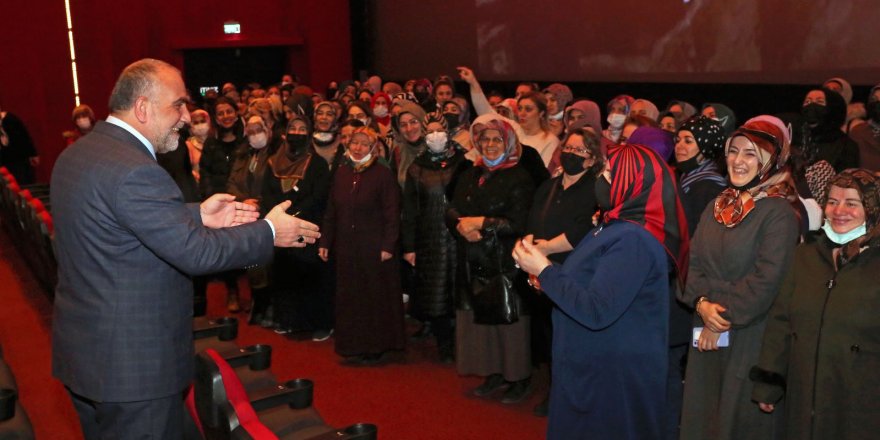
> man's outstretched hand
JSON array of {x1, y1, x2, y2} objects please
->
[
  {"x1": 265, "y1": 200, "x2": 321, "y2": 248},
  {"x1": 200, "y1": 193, "x2": 260, "y2": 229}
]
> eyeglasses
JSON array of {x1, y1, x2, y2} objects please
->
[{"x1": 562, "y1": 145, "x2": 591, "y2": 156}]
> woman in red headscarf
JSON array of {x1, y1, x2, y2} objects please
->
[
  {"x1": 370, "y1": 91, "x2": 393, "y2": 137},
  {"x1": 514, "y1": 142, "x2": 688, "y2": 440}
]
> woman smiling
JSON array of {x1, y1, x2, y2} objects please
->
[
  {"x1": 752, "y1": 169, "x2": 880, "y2": 440},
  {"x1": 446, "y1": 114, "x2": 536, "y2": 404},
  {"x1": 678, "y1": 116, "x2": 803, "y2": 440}
]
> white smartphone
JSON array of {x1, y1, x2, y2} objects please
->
[{"x1": 692, "y1": 327, "x2": 729, "y2": 348}]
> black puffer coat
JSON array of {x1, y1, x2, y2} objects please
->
[
  {"x1": 446, "y1": 164, "x2": 535, "y2": 311},
  {"x1": 402, "y1": 147, "x2": 471, "y2": 319}
]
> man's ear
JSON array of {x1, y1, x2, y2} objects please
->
[{"x1": 133, "y1": 96, "x2": 150, "y2": 124}]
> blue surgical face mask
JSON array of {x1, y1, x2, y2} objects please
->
[
  {"x1": 821, "y1": 221, "x2": 867, "y2": 245},
  {"x1": 484, "y1": 153, "x2": 506, "y2": 167}
]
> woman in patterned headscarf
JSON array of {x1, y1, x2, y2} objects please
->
[
  {"x1": 446, "y1": 114, "x2": 536, "y2": 404},
  {"x1": 675, "y1": 115, "x2": 728, "y2": 235},
  {"x1": 514, "y1": 142, "x2": 688, "y2": 439},
  {"x1": 679, "y1": 116, "x2": 803, "y2": 440},
  {"x1": 666, "y1": 114, "x2": 728, "y2": 438},
  {"x1": 752, "y1": 168, "x2": 880, "y2": 440}
]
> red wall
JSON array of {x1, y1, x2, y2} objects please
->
[{"x1": 0, "y1": 0, "x2": 352, "y2": 183}]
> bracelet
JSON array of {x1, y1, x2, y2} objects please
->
[{"x1": 694, "y1": 296, "x2": 709, "y2": 315}]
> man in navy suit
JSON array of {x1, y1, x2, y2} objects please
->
[{"x1": 50, "y1": 58, "x2": 319, "y2": 439}]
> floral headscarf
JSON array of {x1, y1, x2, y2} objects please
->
[{"x1": 470, "y1": 114, "x2": 522, "y2": 172}]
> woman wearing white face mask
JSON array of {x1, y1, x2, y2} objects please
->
[
  {"x1": 602, "y1": 95, "x2": 634, "y2": 143},
  {"x1": 542, "y1": 83, "x2": 573, "y2": 139},
  {"x1": 227, "y1": 112, "x2": 282, "y2": 325},
  {"x1": 401, "y1": 111, "x2": 470, "y2": 363},
  {"x1": 63, "y1": 104, "x2": 96, "y2": 147},
  {"x1": 752, "y1": 168, "x2": 880, "y2": 440},
  {"x1": 319, "y1": 126, "x2": 406, "y2": 365},
  {"x1": 186, "y1": 109, "x2": 212, "y2": 182},
  {"x1": 370, "y1": 91, "x2": 393, "y2": 138},
  {"x1": 228, "y1": 113, "x2": 279, "y2": 212}
]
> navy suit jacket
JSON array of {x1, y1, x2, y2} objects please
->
[{"x1": 51, "y1": 121, "x2": 274, "y2": 402}]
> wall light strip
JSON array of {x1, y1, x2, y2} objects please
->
[{"x1": 64, "y1": 0, "x2": 81, "y2": 106}]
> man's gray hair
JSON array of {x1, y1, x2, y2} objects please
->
[{"x1": 108, "y1": 58, "x2": 179, "y2": 113}]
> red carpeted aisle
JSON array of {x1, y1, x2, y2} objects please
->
[
  {"x1": 0, "y1": 229, "x2": 549, "y2": 439},
  {"x1": 0, "y1": 231, "x2": 82, "y2": 438}
]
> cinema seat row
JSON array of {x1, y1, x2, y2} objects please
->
[
  {"x1": 0, "y1": 167, "x2": 56, "y2": 294},
  {"x1": 190, "y1": 316, "x2": 377, "y2": 440}
]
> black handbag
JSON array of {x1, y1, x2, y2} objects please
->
[{"x1": 470, "y1": 232, "x2": 519, "y2": 325}]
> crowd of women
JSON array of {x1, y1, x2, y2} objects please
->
[{"x1": 65, "y1": 69, "x2": 880, "y2": 439}]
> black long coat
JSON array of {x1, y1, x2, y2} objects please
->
[{"x1": 401, "y1": 149, "x2": 470, "y2": 319}]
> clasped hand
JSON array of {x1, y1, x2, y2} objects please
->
[
  {"x1": 456, "y1": 216, "x2": 484, "y2": 242},
  {"x1": 512, "y1": 237, "x2": 551, "y2": 277},
  {"x1": 697, "y1": 300, "x2": 731, "y2": 333}
]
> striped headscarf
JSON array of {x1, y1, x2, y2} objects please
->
[{"x1": 604, "y1": 143, "x2": 690, "y2": 285}]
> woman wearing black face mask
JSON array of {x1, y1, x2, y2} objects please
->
[
  {"x1": 522, "y1": 127, "x2": 603, "y2": 416},
  {"x1": 795, "y1": 87, "x2": 860, "y2": 173},
  {"x1": 261, "y1": 114, "x2": 332, "y2": 336}
]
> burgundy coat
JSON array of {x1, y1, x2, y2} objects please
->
[{"x1": 320, "y1": 160, "x2": 405, "y2": 356}]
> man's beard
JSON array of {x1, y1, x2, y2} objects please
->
[{"x1": 155, "y1": 128, "x2": 180, "y2": 154}]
